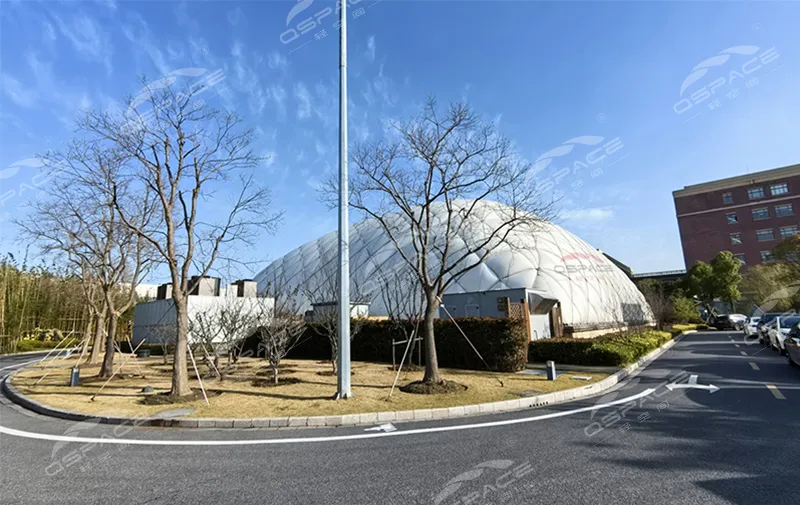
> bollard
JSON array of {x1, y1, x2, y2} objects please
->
[
  {"x1": 69, "y1": 367, "x2": 80, "y2": 386},
  {"x1": 546, "y1": 361, "x2": 557, "y2": 381}
]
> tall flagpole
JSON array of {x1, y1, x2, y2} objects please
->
[{"x1": 336, "y1": 0, "x2": 353, "y2": 399}]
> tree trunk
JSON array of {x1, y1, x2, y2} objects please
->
[
  {"x1": 271, "y1": 361, "x2": 279, "y2": 384},
  {"x1": 422, "y1": 291, "x2": 442, "y2": 383},
  {"x1": 171, "y1": 298, "x2": 192, "y2": 396},
  {"x1": 78, "y1": 316, "x2": 93, "y2": 362},
  {"x1": 98, "y1": 313, "x2": 118, "y2": 378},
  {"x1": 88, "y1": 310, "x2": 105, "y2": 365}
]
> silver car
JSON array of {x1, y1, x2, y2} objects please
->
[{"x1": 768, "y1": 316, "x2": 800, "y2": 354}]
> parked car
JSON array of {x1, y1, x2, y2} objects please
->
[
  {"x1": 767, "y1": 315, "x2": 800, "y2": 354},
  {"x1": 757, "y1": 313, "x2": 787, "y2": 344},
  {"x1": 712, "y1": 313, "x2": 748, "y2": 330},
  {"x1": 743, "y1": 316, "x2": 761, "y2": 337},
  {"x1": 786, "y1": 331, "x2": 800, "y2": 367}
]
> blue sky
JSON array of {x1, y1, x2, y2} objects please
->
[{"x1": 1, "y1": 0, "x2": 799, "y2": 277}]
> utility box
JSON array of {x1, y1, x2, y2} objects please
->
[
  {"x1": 232, "y1": 279, "x2": 258, "y2": 298},
  {"x1": 189, "y1": 276, "x2": 221, "y2": 296},
  {"x1": 156, "y1": 283, "x2": 173, "y2": 300},
  {"x1": 69, "y1": 367, "x2": 80, "y2": 386}
]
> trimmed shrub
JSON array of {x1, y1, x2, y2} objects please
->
[
  {"x1": 527, "y1": 330, "x2": 673, "y2": 367},
  {"x1": 15, "y1": 337, "x2": 80, "y2": 353},
  {"x1": 241, "y1": 317, "x2": 530, "y2": 372}
]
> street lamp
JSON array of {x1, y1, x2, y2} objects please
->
[{"x1": 336, "y1": 0, "x2": 353, "y2": 399}]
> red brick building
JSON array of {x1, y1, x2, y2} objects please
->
[{"x1": 673, "y1": 164, "x2": 800, "y2": 268}]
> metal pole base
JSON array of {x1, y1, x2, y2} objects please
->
[{"x1": 332, "y1": 391, "x2": 356, "y2": 400}]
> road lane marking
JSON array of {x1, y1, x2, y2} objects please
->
[
  {"x1": 687, "y1": 374, "x2": 698, "y2": 385},
  {"x1": 734, "y1": 344, "x2": 740, "y2": 348},
  {"x1": 0, "y1": 388, "x2": 658, "y2": 446},
  {"x1": 767, "y1": 385, "x2": 786, "y2": 400},
  {"x1": 740, "y1": 351, "x2": 748, "y2": 356},
  {"x1": 749, "y1": 362, "x2": 760, "y2": 371}
]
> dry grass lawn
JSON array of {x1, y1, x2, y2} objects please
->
[{"x1": 11, "y1": 354, "x2": 608, "y2": 419}]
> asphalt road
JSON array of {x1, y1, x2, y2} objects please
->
[{"x1": 0, "y1": 331, "x2": 798, "y2": 505}]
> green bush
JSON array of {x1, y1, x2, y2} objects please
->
[
  {"x1": 14, "y1": 337, "x2": 81, "y2": 353},
  {"x1": 527, "y1": 330, "x2": 673, "y2": 367},
  {"x1": 20, "y1": 327, "x2": 66, "y2": 342},
  {"x1": 242, "y1": 317, "x2": 530, "y2": 373},
  {"x1": 671, "y1": 295, "x2": 700, "y2": 323}
]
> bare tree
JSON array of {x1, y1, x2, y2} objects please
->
[
  {"x1": 78, "y1": 80, "x2": 282, "y2": 396},
  {"x1": 189, "y1": 296, "x2": 259, "y2": 378},
  {"x1": 323, "y1": 99, "x2": 550, "y2": 385},
  {"x1": 378, "y1": 263, "x2": 425, "y2": 365},
  {"x1": 256, "y1": 282, "x2": 305, "y2": 384},
  {"x1": 146, "y1": 319, "x2": 177, "y2": 365},
  {"x1": 16, "y1": 141, "x2": 154, "y2": 378},
  {"x1": 302, "y1": 251, "x2": 369, "y2": 374}
]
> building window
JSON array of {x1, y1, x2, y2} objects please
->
[
  {"x1": 734, "y1": 253, "x2": 747, "y2": 265},
  {"x1": 756, "y1": 229, "x2": 775, "y2": 242},
  {"x1": 780, "y1": 225, "x2": 798, "y2": 239},
  {"x1": 775, "y1": 203, "x2": 793, "y2": 217},
  {"x1": 722, "y1": 192, "x2": 734, "y2": 204},
  {"x1": 751, "y1": 208, "x2": 769, "y2": 221},
  {"x1": 730, "y1": 233, "x2": 742, "y2": 245},
  {"x1": 761, "y1": 250, "x2": 774, "y2": 262},
  {"x1": 748, "y1": 187, "x2": 765, "y2": 200},
  {"x1": 770, "y1": 182, "x2": 789, "y2": 196},
  {"x1": 726, "y1": 213, "x2": 738, "y2": 224}
]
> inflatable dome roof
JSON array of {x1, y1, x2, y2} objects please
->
[{"x1": 255, "y1": 200, "x2": 653, "y2": 329}]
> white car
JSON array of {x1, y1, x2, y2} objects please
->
[
  {"x1": 744, "y1": 316, "x2": 761, "y2": 337},
  {"x1": 768, "y1": 315, "x2": 800, "y2": 354}
]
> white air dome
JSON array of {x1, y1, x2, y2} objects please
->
[{"x1": 255, "y1": 200, "x2": 653, "y2": 329}]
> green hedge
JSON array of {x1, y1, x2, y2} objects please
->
[
  {"x1": 241, "y1": 317, "x2": 530, "y2": 373},
  {"x1": 14, "y1": 337, "x2": 81, "y2": 353},
  {"x1": 527, "y1": 330, "x2": 673, "y2": 367}
]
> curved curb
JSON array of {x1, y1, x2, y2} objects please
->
[{"x1": 2, "y1": 331, "x2": 692, "y2": 429}]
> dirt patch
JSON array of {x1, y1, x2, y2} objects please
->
[
  {"x1": 256, "y1": 368, "x2": 297, "y2": 376},
  {"x1": 140, "y1": 390, "x2": 220, "y2": 405},
  {"x1": 251, "y1": 377, "x2": 303, "y2": 387},
  {"x1": 316, "y1": 371, "x2": 355, "y2": 377},
  {"x1": 400, "y1": 380, "x2": 468, "y2": 395}
]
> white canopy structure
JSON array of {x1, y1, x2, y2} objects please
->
[{"x1": 255, "y1": 200, "x2": 653, "y2": 331}]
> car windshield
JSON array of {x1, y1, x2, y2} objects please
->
[
  {"x1": 761, "y1": 314, "x2": 781, "y2": 324},
  {"x1": 779, "y1": 317, "x2": 800, "y2": 329}
]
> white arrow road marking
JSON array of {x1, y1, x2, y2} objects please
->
[
  {"x1": 665, "y1": 376, "x2": 719, "y2": 394},
  {"x1": 364, "y1": 423, "x2": 396, "y2": 433},
  {"x1": 0, "y1": 388, "x2": 657, "y2": 446}
]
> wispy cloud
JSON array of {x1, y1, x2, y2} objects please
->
[
  {"x1": 227, "y1": 7, "x2": 243, "y2": 26},
  {"x1": 122, "y1": 12, "x2": 171, "y2": 77},
  {"x1": 268, "y1": 50, "x2": 287, "y2": 70},
  {"x1": 52, "y1": 11, "x2": 114, "y2": 75},
  {"x1": 0, "y1": 73, "x2": 38, "y2": 108},
  {"x1": 561, "y1": 206, "x2": 615, "y2": 223},
  {"x1": 294, "y1": 82, "x2": 312, "y2": 119},
  {"x1": 365, "y1": 35, "x2": 376, "y2": 62}
]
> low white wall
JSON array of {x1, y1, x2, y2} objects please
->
[{"x1": 132, "y1": 297, "x2": 273, "y2": 346}]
